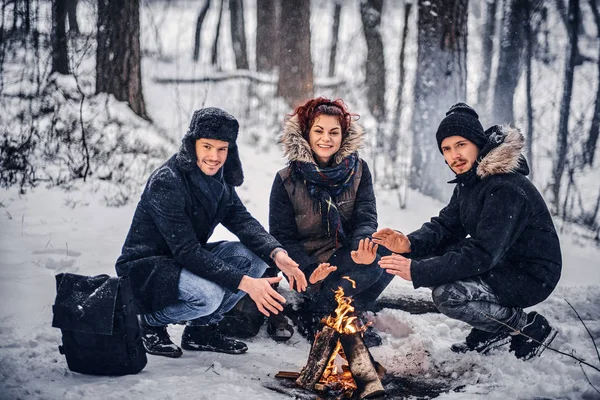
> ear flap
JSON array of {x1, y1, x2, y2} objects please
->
[{"x1": 223, "y1": 144, "x2": 244, "y2": 186}]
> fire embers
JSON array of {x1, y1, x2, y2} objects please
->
[{"x1": 295, "y1": 280, "x2": 386, "y2": 399}]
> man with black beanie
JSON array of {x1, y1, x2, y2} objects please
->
[
  {"x1": 373, "y1": 103, "x2": 562, "y2": 361},
  {"x1": 116, "y1": 107, "x2": 307, "y2": 357}
]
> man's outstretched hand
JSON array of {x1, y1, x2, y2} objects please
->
[
  {"x1": 379, "y1": 254, "x2": 412, "y2": 281},
  {"x1": 372, "y1": 228, "x2": 411, "y2": 254},
  {"x1": 238, "y1": 276, "x2": 286, "y2": 317},
  {"x1": 273, "y1": 251, "x2": 307, "y2": 292}
]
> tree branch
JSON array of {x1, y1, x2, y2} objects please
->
[{"x1": 477, "y1": 309, "x2": 600, "y2": 374}]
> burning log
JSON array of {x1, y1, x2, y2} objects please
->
[
  {"x1": 291, "y1": 281, "x2": 386, "y2": 399},
  {"x1": 340, "y1": 333, "x2": 385, "y2": 399},
  {"x1": 296, "y1": 325, "x2": 340, "y2": 390}
]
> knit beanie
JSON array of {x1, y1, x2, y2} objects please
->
[
  {"x1": 177, "y1": 107, "x2": 244, "y2": 186},
  {"x1": 435, "y1": 103, "x2": 486, "y2": 153}
]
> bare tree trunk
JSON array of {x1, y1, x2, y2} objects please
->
[
  {"x1": 411, "y1": 0, "x2": 468, "y2": 201},
  {"x1": 12, "y1": 0, "x2": 18, "y2": 33},
  {"x1": 24, "y1": 0, "x2": 31, "y2": 33},
  {"x1": 256, "y1": 0, "x2": 279, "y2": 72},
  {"x1": 277, "y1": 0, "x2": 313, "y2": 107},
  {"x1": 585, "y1": 0, "x2": 600, "y2": 166},
  {"x1": 525, "y1": 1, "x2": 535, "y2": 180},
  {"x1": 328, "y1": 0, "x2": 342, "y2": 77},
  {"x1": 555, "y1": 0, "x2": 585, "y2": 65},
  {"x1": 229, "y1": 0, "x2": 249, "y2": 69},
  {"x1": 51, "y1": 0, "x2": 69, "y2": 74},
  {"x1": 492, "y1": 0, "x2": 527, "y2": 125},
  {"x1": 391, "y1": 1, "x2": 412, "y2": 159},
  {"x1": 551, "y1": 0, "x2": 579, "y2": 212},
  {"x1": 389, "y1": 2, "x2": 412, "y2": 208},
  {"x1": 193, "y1": 0, "x2": 211, "y2": 62},
  {"x1": 477, "y1": 0, "x2": 497, "y2": 113},
  {"x1": 360, "y1": 0, "x2": 386, "y2": 124},
  {"x1": 0, "y1": 0, "x2": 5, "y2": 92},
  {"x1": 212, "y1": 0, "x2": 225, "y2": 67},
  {"x1": 96, "y1": 0, "x2": 148, "y2": 120},
  {"x1": 67, "y1": 0, "x2": 79, "y2": 34}
]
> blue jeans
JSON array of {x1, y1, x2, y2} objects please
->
[
  {"x1": 144, "y1": 242, "x2": 268, "y2": 327},
  {"x1": 432, "y1": 277, "x2": 528, "y2": 333}
]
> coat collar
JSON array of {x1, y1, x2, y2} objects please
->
[
  {"x1": 279, "y1": 115, "x2": 364, "y2": 165},
  {"x1": 476, "y1": 125, "x2": 529, "y2": 179}
]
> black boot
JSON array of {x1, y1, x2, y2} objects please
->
[
  {"x1": 451, "y1": 327, "x2": 511, "y2": 354},
  {"x1": 138, "y1": 317, "x2": 183, "y2": 358},
  {"x1": 510, "y1": 312, "x2": 557, "y2": 360},
  {"x1": 267, "y1": 313, "x2": 294, "y2": 342},
  {"x1": 362, "y1": 326, "x2": 383, "y2": 348},
  {"x1": 357, "y1": 312, "x2": 382, "y2": 348},
  {"x1": 181, "y1": 324, "x2": 248, "y2": 354}
]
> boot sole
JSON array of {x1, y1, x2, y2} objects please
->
[
  {"x1": 532, "y1": 327, "x2": 558, "y2": 359},
  {"x1": 181, "y1": 343, "x2": 248, "y2": 354},
  {"x1": 144, "y1": 347, "x2": 183, "y2": 358},
  {"x1": 480, "y1": 335, "x2": 512, "y2": 355}
]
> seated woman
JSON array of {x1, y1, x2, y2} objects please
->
[{"x1": 268, "y1": 97, "x2": 393, "y2": 346}]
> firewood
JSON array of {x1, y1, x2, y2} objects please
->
[
  {"x1": 340, "y1": 333, "x2": 385, "y2": 399},
  {"x1": 275, "y1": 371, "x2": 301, "y2": 379},
  {"x1": 296, "y1": 326, "x2": 340, "y2": 390}
]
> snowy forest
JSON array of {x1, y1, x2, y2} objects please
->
[
  {"x1": 2, "y1": 0, "x2": 600, "y2": 236},
  {"x1": 1, "y1": 0, "x2": 600, "y2": 399}
]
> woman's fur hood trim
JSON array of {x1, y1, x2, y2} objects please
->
[
  {"x1": 279, "y1": 115, "x2": 364, "y2": 164},
  {"x1": 477, "y1": 125, "x2": 526, "y2": 178}
]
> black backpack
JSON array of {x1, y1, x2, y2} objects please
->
[{"x1": 52, "y1": 273, "x2": 147, "y2": 376}]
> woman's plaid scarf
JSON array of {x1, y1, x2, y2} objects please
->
[{"x1": 292, "y1": 152, "x2": 359, "y2": 246}]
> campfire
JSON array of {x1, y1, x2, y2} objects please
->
[{"x1": 277, "y1": 277, "x2": 386, "y2": 399}]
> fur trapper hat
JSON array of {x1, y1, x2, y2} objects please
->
[{"x1": 176, "y1": 107, "x2": 244, "y2": 186}]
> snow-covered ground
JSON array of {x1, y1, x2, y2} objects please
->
[{"x1": 1, "y1": 140, "x2": 599, "y2": 399}]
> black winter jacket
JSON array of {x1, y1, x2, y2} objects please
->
[
  {"x1": 116, "y1": 138, "x2": 280, "y2": 314},
  {"x1": 409, "y1": 126, "x2": 562, "y2": 308}
]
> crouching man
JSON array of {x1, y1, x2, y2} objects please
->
[
  {"x1": 374, "y1": 103, "x2": 561, "y2": 360},
  {"x1": 116, "y1": 108, "x2": 307, "y2": 357}
]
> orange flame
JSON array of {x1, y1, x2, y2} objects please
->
[
  {"x1": 324, "y1": 276, "x2": 360, "y2": 335},
  {"x1": 317, "y1": 279, "x2": 364, "y2": 393}
]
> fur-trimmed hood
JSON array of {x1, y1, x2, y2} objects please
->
[
  {"x1": 279, "y1": 115, "x2": 364, "y2": 164},
  {"x1": 476, "y1": 124, "x2": 529, "y2": 179}
]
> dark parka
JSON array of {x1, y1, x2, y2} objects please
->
[
  {"x1": 116, "y1": 111, "x2": 280, "y2": 314},
  {"x1": 409, "y1": 126, "x2": 562, "y2": 308},
  {"x1": 269, "y1": 115, "x2": 377, "y2": 272}
]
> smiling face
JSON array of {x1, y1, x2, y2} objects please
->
[
  {"x1": 440, "y1": 136, "x2": 480, "y2": 175},
  {"x1": 308, "y1": 114, "x2": 343, "y2": 167},
  {"x1": 195, "y1": 138, "x2": 229, "y2": 176}
]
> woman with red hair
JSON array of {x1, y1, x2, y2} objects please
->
[{"x1": 268, "y1": 97, "x2": 392, "y2": 346}]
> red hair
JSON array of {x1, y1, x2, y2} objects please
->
[{"x1": 288, "y1": 97, "x2": 358, "y2": 140}]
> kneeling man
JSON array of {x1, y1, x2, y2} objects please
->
[
  {"x1": 116, "y1": 108, "x2": 306, "y2": 357},
  {"x1": 374, "y1": 103, "x2": 561, "y2": 360}
]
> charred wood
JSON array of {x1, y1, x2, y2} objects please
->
[
  {"x1": 296, "y1": 326, "x2": 340, "y2": 391},
  {"x1": 340, "y1": 333, "x2": 385, "y2": 399}
]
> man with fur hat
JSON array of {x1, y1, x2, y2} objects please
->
[
  {"x1": 373, "y1": 103, "x2": 562, "y2": 360},
  {"x1": 116, "y1": 107, "x2": 307, "y2": 357}
]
